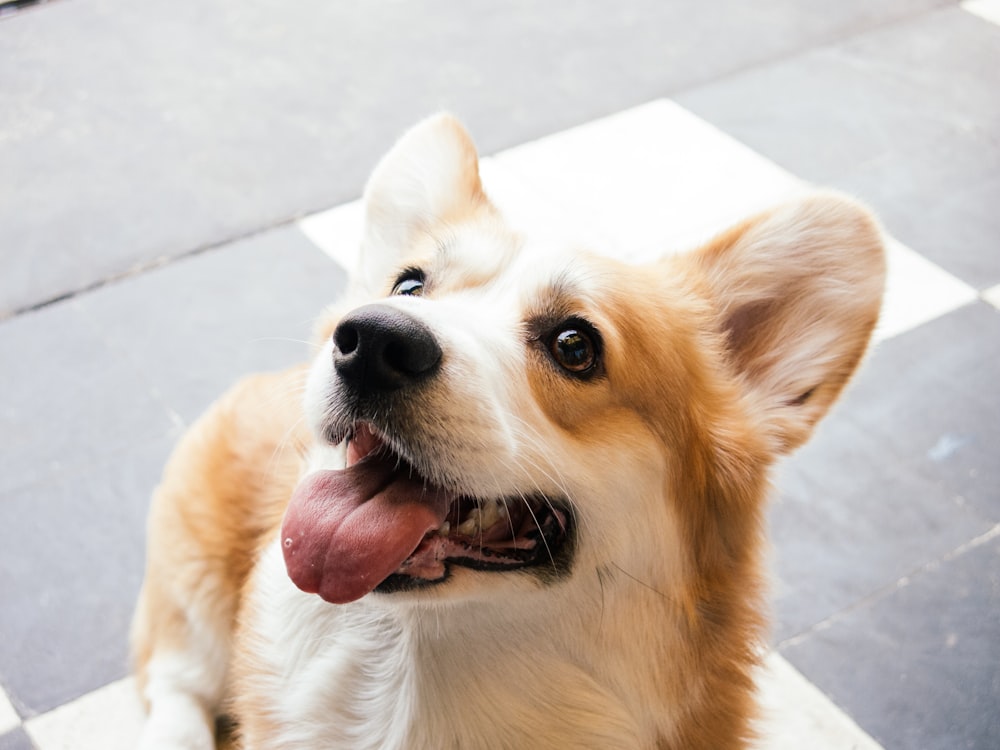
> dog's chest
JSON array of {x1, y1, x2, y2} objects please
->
[{"x1": 239, "y1": 545, "x2": 646, "y2": 749}]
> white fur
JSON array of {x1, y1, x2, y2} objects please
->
[
  {"x1": 242, "y1": 540, "x2": 665, "y2": 749},
  {"x1": 138, "y1": 652, "x2": 223, "y2": 750}
]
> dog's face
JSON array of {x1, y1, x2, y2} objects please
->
[{"x1": 281, "y1": 115, "x2": 885, "y2": 608}]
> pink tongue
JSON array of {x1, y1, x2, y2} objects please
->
[{"x1": 281, "y1": 457, "x2": 451, "y2": 604}]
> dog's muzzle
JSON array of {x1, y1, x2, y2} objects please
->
[
  {"x1": 284, "y1": 303, "x2": 575, "y2": 604},
  {"x1": 333, "y1": 304, "x2": 442, "y2": 394}
]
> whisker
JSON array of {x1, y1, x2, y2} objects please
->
[
  {"x1": 608, "y1": 562, "x2": 677, "y2": 605},
  {"x1": 518, "y1": 490, "x2": 556, "y2": 566},
  {"x1": 595, "y1": 566, "x2": 608, "y2": 635},
  {"x1": 248, "y1": 336, "x2": 324, "y2": 351},
  {"x1": 495, "y1": 416, "x2": 603, "y2": 548}
]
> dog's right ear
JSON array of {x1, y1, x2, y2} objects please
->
[
  {"x1": 356, "y1": 114, "x2": 488, "y2": 294},
  {"x1": 681, "y1": 192, "x2": 886, "y2": 455}
]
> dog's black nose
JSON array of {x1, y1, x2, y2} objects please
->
[{"x1": 333, "y1": 304, "x2": 442, "y2": 392}]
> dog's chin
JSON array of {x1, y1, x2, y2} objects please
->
[{"x1": 332, "y1": 420, "x2": 576, "y2": 598}]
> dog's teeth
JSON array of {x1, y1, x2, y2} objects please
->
[
  {"x1": 456, "y1": 515, "x2": 479, "y2": 536},
  {"x1": 479, "y1": 500, "x2": 502, "y2": 529},
  {"x1": 438, "y1": 521, "x2": 450, "y2": 537},
  {"x1": 453, "y1": 500, "x2": 507, "y2": 537}
]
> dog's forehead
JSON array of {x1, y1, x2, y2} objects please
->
[
  {"x1": 513, "y1": 240, "x2": 643, "y2": 328},
  {"x1": 427, "y1": 220, "x2": 520, "y2": 289},
  {"x1": 438, "y1": 225, "x2": 613, "y2": 311}
]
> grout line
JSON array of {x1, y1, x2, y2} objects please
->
[
  {"x1": 778, "y1": 522, "x2": 1000, "y2": 649},
  {"x1": 1, "y1": 235, "x2": 283, "y2": 323},
  {"x1": 939, "y1": 522, "x2": 1000, "y2": 563},
  {"x1": 0, "y1": 205, "x2": 353, "y2": 324},
  {"x1": 666, "y1": 0, "x2": 955, "y2": 100}
]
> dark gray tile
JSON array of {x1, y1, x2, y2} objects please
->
[
  {"x1": 781, "y1": 534, "x2": 1000, "y2": 750},
  {"x1": 78, "y1": 224, "x2": 347, "y2": 423},
  {"x1": 837, "y1": 302, "x2": 1000, "y2": 520},
  {"x1": 770, "y1": 438, "x2": 991, "y2": 643},
  {"x1": 0, "y1": 224, "x2": 344, "y2": 717},
  {"x1": 834, "y1": 139, "x2": 1000, "y2": 292},
  {"x1": 677, "y1": 7, "x2": 1000, "y2": 288},
  {"x1": 0, "y1": 0, "x2": 949, "y2": 315},
  {"x1": 770, "y1": 302, "x2": 1000, "y2": 642},
  {"x1": 0, "y1": 728, "x2": 34, "y2": 750},
  {"x1": 0, "y1": 436, "x2": 170, "y2": 717},
  {"x1": 0, "y1": 299, "x2": 178, "y2": 496}
]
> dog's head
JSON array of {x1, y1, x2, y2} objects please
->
[{"x1": 281, "y1": 115, "x2": 885, "y2": 608}]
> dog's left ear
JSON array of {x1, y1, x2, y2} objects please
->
[
  {"x1": 685, "y1": 192, "x2": 886, "y2": 454},
  {"x1": 356, "y1": 114, "x2": 488, "y2": 293}
]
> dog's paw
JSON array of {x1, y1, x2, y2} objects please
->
[
  {"x1": 138, "y1": 724, "x2": 215, "y2": 750},
  {"x1": 137, "y1": 697, "x2": 216, "y2": 750}
]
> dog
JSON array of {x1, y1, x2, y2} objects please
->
[{"x1": 130, "y1": 114, "x2": 886, "y2": 749}]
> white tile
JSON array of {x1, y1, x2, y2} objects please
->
[
  {"x1": 755, "y1": 652, "x2": 884, "y2": 750},
  {"x1": 298, "y1": 199, "x2": 365, "y2": 272},
  {"x1": 875, "y1": 239, "x2": 978, "y2": 343},
  {"x1": 0, "y1": 686, "x2": 20, "y2": 735},
  {"x1": 981, "y1": 283, "x2": 1000, "y2": 310},
  {"x1": 962, "y1": 0, "x2": 1000, "y2": 25},
  {"x1": 491, "y1": 99, "x2": 806, "y2": 262},
  {"x1": 479, "y1": 157, "x2": 622, "y2": 254},
  {"x1": 25, "y1": 678, "x2": 144, "y2": 750}
]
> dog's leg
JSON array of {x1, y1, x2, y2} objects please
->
[
  {"x1": 131, "y1": 480, "x2": 238, "y2": 750},
  {"x1": 133, "y1": 635, "x2": 224, "y2": 750},
  {"x1": 131, "y1": 369, "x2": 309, "y2": 749}
]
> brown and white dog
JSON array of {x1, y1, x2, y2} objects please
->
[{"x1": 131, "y1": 115, "x2": 885, "y2": 749}]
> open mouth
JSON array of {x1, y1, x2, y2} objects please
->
[{"x1": 281, "y1": 423, "x2": 572, "y2": 604}]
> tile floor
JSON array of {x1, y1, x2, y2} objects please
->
[{"x1": 1, "y1": 2, "x2": 997, "y2": 749}]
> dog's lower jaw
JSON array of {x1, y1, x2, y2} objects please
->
[{"x1": 232, "y1": 541, "x2": 661, "y2": 750}]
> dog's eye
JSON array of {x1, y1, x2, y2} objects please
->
[
  {"x1": 392, "y1": 269, "x2": 425, "y2": 297},
  {"x1": 549, "y1": 324, "x2": 599, "y2": 375}
]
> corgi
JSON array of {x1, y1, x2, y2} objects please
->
[{"x1": 130, "y1": 114, "x2": 886, "y2": 749}]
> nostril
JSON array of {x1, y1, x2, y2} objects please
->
[
  {"x1": 333, "y1": 323, "x2": 359, "y2": 356},
  {"x1": 384, "y1": 340, "x2": 437, "y2": 376},
  {"x1": 383, "y1": 341, "x2": 407, "y2": 373}
]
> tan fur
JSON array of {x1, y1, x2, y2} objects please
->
[
  {"x1": 131, "y1": 368, "x2": 309, "y2": 705},
  {"x1": 522, "y1": 260, "x2": 771, "y2": 748},
  {"x1": 131, "y1": 115, "x2": 885, "y2": 750}
]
